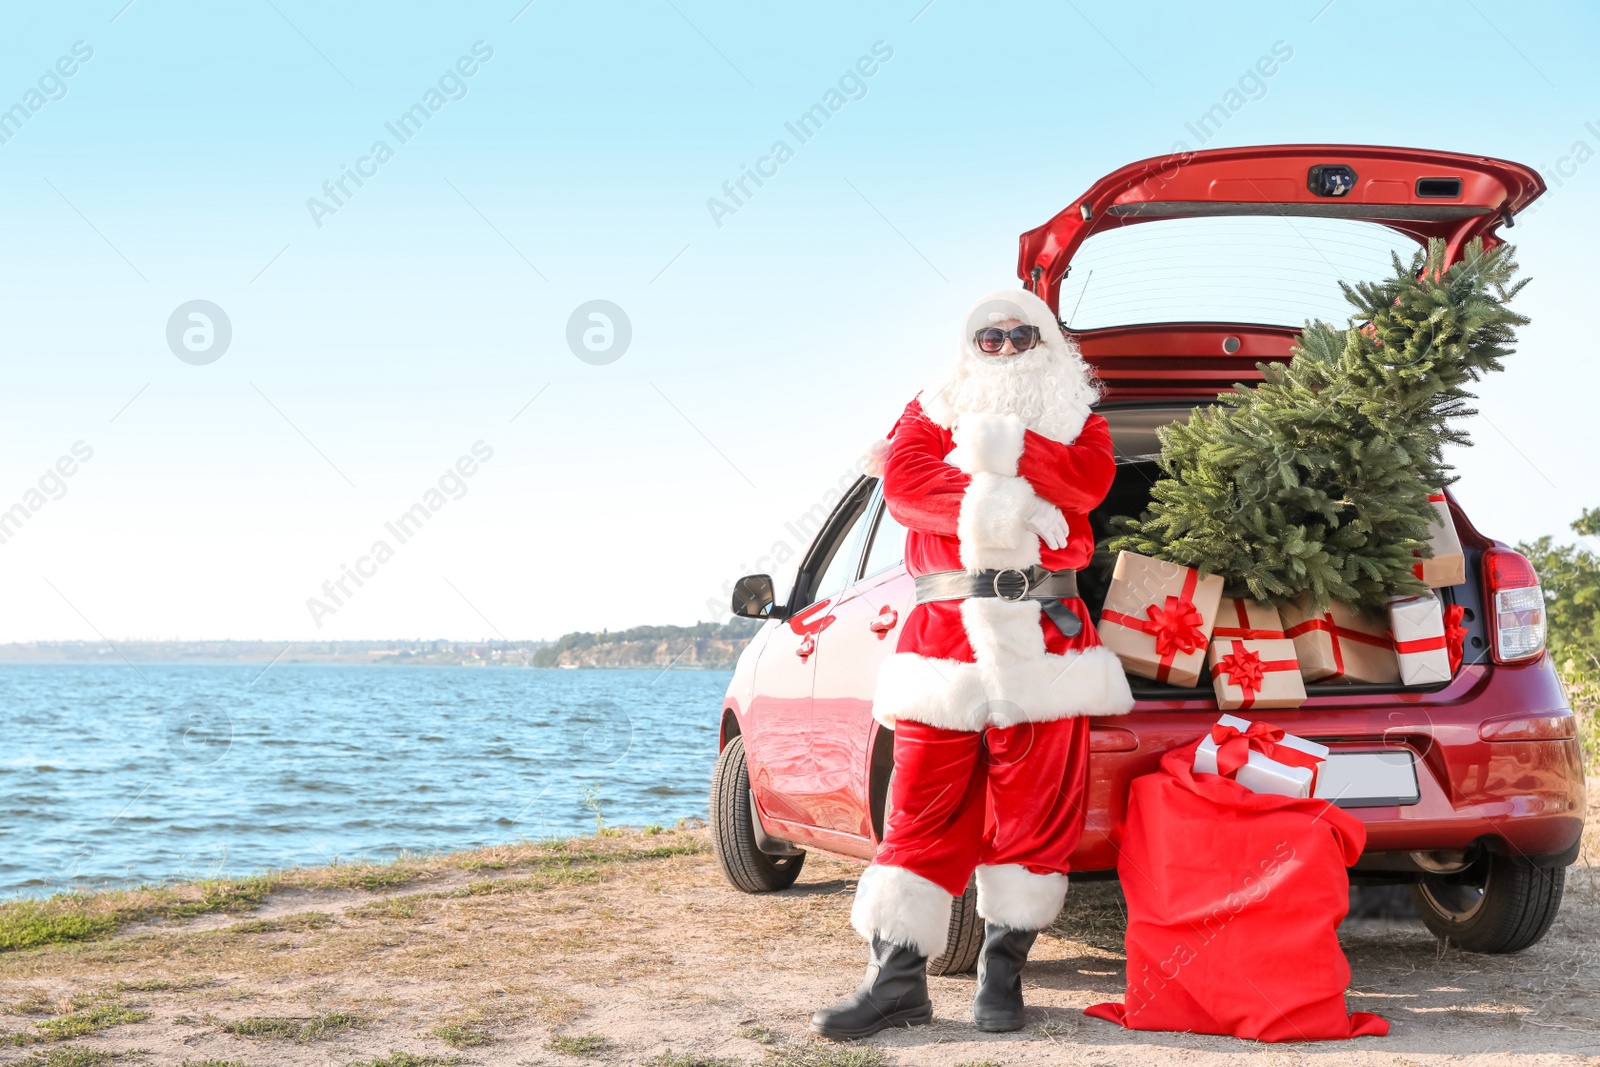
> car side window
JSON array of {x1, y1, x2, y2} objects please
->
[
  {"x1": 810, "y1": 502, "x2": 875, "y2": 603},
  {"x1": 860, "y1": 497, "x2": 908, "y2": 579}
]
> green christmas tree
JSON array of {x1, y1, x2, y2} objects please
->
[{"x1": 1110, "y1": 237, "x2": 1528, "y2": 612}]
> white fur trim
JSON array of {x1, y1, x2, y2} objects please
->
[
  {"x1": 975, "y1": 863, "x2": 1069, "y2": 931},
  {"x1": 863, "y1": 437, "x2": 892, "y2": 478},
  {"x1": 956, "y1": 474, "x2": 1040, "y2": 570},
  {"x1": 872, "y1": 653, "x2": 989, "y2": 731},
  {"x1": 872, "y1": 645, "x2": 1134, "y2": 731},
  {"x1": 851, "y1": 863, "x2": 952, "y2": 957},
  {"x1": 952, "y1": 412, "x2": 1025, "y2": 476}
]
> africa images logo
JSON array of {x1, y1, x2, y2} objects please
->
[{"x1": 305, "y1": 41, "x2": 495, "y2": 228}]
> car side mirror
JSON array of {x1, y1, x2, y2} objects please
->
[{"x1": 732, "y1": 573, "x2": 778, "y2": 620}]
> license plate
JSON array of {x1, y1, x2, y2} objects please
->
[{"x1": 1313, "y1": 750, "x2": 1421, "y2": 807}]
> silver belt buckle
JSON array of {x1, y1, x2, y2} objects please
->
[{"x1": 991, "y1": 568, "x2": 1030, "y2": 602}]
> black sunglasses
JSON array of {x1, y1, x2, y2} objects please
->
[{"x1": 973, "y1": 324, "x2": 1042, "y2": 354}]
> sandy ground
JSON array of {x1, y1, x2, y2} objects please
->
[{"x1": 2, "y1": 798, "x2": 1597, "y2": 1067}]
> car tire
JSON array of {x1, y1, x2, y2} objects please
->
[
  {"x1": 927, "y1": 876, "x2": 982, "y2": 976},
  {"x1": 711, "y1": 735, "x2": 805, "y2": 893},
  {"x1": 1410, "y1": 853, "x2": 1565, "y2": 954}
]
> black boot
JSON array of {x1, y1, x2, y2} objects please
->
[
  {"x1": 973, "y1": 923, "x2": 1037, "y2": 1032},
  {"x1": 810, "y1": 936, "x2": 933, "y2": 1040}
]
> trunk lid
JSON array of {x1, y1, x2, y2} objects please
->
[{"x1": 1021, "y1": 145, "x2": 1544, "y2": 402}]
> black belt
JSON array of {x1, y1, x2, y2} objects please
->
[{"x1": 913, "y1": 566, "x2": 1083, "y2": 637}]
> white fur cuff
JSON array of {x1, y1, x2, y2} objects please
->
[
  {"x1": 957, "y1": 474, "x2": 1040, "y2": 570},
  {"x1": 952, "y1": 413, "x2": 1025, "y2": 476},
  {"x1": 851, "y1": 863, "x2": 953, "y2": 958},
  {"x1": 975, "y1": 863, "x2": 1069, "y2": 932}
]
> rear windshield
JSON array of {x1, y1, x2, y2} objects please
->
[{"x1": 1061, "y1": 216, "x2": 1421, "y2": 330}]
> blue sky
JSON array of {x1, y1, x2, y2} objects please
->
[{"x1": 0, "y1": 0, "x2": 1596, "y2": 642}]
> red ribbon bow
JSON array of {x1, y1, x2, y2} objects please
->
[
  {"x1": 1145, "y1": 595, "x2": 1206, "y2": 659},
  {"x1": 1211, "y1": 720, "x2": 1284, "y2": 778},
  {"x1": 1101, "y1": 567, "x2": 1208, "y2": 683},
  {"x1": 1444, "y1": 603, "x2": 1466, "y2": 673},
  {"x1": 1210, "y1": 720, "x2": 1325, "y2": 788},
  {"x1": 1214, "y1": 646, "x2": 1266, "y2": 696}
]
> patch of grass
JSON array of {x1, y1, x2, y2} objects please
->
[
  {"x1": 547, "y1": 1033, "x2": 608, "y2": 1056},
  {"x1": 18, "y1": 1049, "x2": 117, "y2": 1067},
  {"x1": 220, "y1": 1011, "x2": 368, "y2": 1042},
  {"x1": 13, "y1": 996, "x2": 147, "y2": 1043},
  {"x1": 738, "y1": 1022, "x2": 776, "y2": 1045},
  {"x1": 225, "y1": 912, "x2": 335, "y2": 934},
  {"x1": 158, "y1": 877, "x2": 276, "y2": 919},
  {"x1": 428, "y1": 1022, "x2": 491, "y2": 1048},
  {"x1": 114, "y1": 975, "x2": 214, "y2": 994},
  {"x1": 0, "y1": 876, "x2": 274, "y2": 954},
  {"x1": 767, "y1": 1047, "x2": 887, "y2": 1067},
  {"x1": 1030, "y1": 1018, "x2": 1080, "y2": 1039},
  {"x1": 641, "y1": 1053, "x2": 741, "y2": 1067},
  {"x1": 0, "y1": 902, "x2": 122, "y2": 953},
  {"x1": 330, "y1": 864, "x2": 421, "y2": 892},
  {"x1": 346, "y1": 896, "x2": 427, "y2": 920},
  {"x1": 348, "y1": 1054, "x2": 462, "y2": 1067},
  {"x1": 8, "y1": 990, "x2": 60, "y2": 1015}
]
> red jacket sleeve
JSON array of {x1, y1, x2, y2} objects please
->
[
  {"x1": 1015, "y1": 413, "x2": 1116, "y2": 514},
  {"x1": 882, "y1": 398, "x2": 968, "y2": 537}
]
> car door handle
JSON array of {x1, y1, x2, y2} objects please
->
[
  {"x1": 795, "y1": 635, "x2": 816, "y2": 659},
  {"x1": 868, "y1": 606, "x2": 898, "y2": 636}
]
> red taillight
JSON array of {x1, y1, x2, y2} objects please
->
[{"x1": 1482, "y1": 547, "x2": 1546, "y2": 664}]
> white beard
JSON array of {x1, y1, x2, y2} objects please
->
[{"x1": 923, "y1": 337, "x2": 1100, "y2": 444}]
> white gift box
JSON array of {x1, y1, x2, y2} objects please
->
[
  {"x1": 1388, "y1": 593, "x2": 1453, "y2": 686},
  {"x1": 1193, "y1": 713, "x2": 1331, "y2": 799}
]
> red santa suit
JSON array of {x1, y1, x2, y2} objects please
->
[{"x1": 850, "y1": 288, "x2": 1134, "y2": 960}]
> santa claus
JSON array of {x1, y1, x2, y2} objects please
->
[{"x1": 811, "y1": 288, "x2": 1134, "y2": 1039}]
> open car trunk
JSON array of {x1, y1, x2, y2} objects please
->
[{"x1": 1080, "y1": 403, "x2": 1493, "y2": 702}]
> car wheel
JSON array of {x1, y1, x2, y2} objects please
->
[
  {"x1": 927, "y1": 876, "x2": 982, "y2": 976},
  {"x1": 1410, "y1": 853, "x2": 1565, "y2": 954},
  {"x1": 711, "y1": 735, "x2": 805, "y2": 893}
]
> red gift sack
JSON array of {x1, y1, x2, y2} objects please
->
[{"x1": 1085, "y1": 740, "x2": 1388, "y2": 1042}]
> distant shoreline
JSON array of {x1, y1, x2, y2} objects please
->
[{"x1": 0, "y1": 622, "x2": 760, "y2": 669}]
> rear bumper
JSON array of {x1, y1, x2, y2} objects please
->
[{"x1": 1074, "y1": 661, "x2": 1588, "y2": 874}]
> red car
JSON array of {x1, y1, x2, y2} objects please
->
[{"x1": 709, "y1": 145, "x2": 1585, "y2": 975}]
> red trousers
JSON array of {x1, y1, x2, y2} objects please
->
[{"x1": 855, "y1": 715, "x2": 1091, "y2": 941}]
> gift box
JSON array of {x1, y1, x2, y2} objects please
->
[
  {"x1": 1097, "y1": 551, "x2": 1225, "y2": 687},
  {"x1": 1213, "y1": 596, "x2": 1285, "y2": 640},
  {"x1": 1280, "y1": 596, "x2": 1401, "y2": 685},
  {"x1": 1193, "y1": 713, "x2": 1329, "y2": 798},
  {"x1": 1388, "y1": 593, "x2": 1454, "y2": 686},
  {"x1": 1413, "y1": 490, "x2": 1466, "y2": 588},
  {"x1": 1208, "y1": 638, "x2": 1306, "y2": 711}
]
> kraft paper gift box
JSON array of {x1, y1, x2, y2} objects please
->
[
  {"x1": 1097, "y1": 551, "x2": 1225, "y2": 687},
  {"x1": 1212, "y1": 596, "x2": 1286, "y2": 641},
  {"x1": 1280, "y1": 596, "x2": 1401, "y2": 685},
  {"x1": 1388, "y1": 593, "x2": 1453, "y2": 686},
  {"x1": 1193, "y1": 712, "x2": 1330, "y2": 798},
  {"x1": 1414, "y1": 489, "x2": 1466, "y2": 588},
  {"x1": 1207, "y1": 637, "x2": 1307, "y2": 711}
]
